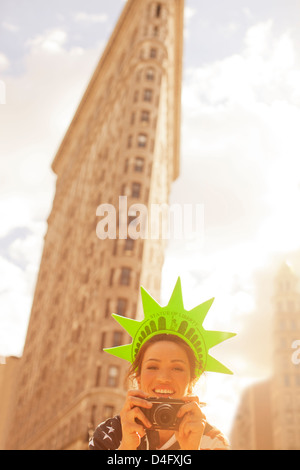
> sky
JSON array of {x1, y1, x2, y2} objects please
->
[{"x1": 1, "y1": 0, "x2": 300, "y2": 437}]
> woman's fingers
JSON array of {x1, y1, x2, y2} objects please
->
[
  {"x1": 119, "y1": 390, "x2": 153, "y2": 449},
  {"x1": 125, "y1": 395, "x2": 153, "y2": 412},
  {"x1": 177, "y1": 400, "x2": 206, "y2": 437},
  {"x1": 177, "y1": 399, "x2": 205, "y2": 419},
  {"x1": 120, "y1": 390, "x2": 153, "y2": 431},
  {"x1": 126, "y1": 406, "x2": 152, "y2": 430}
]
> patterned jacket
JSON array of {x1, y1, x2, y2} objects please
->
[{"x1": 89, "y1": 415, "x2": 230, "y2": 450}]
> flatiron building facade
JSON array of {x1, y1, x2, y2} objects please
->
[{"x1": 4, "y1": 0, "x2": 184, "y2": 450}]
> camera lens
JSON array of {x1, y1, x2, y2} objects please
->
[{"x1": 153, "y1": 404, "x2": 174, "y2": 427}]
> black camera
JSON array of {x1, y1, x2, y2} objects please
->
[{"x1": 142, "y1": 397, "x2": 185, "y2": 430}]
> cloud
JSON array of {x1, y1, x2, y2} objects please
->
[
  {"x1": 180, "y1": 20, "x2": 300, "y2": 237},
  {"x1": 0, "y1": 28, "x2": 104, "y2": 356},
  {"x1": 184, "y1": 20, "x2": 299, "y2": 110},
  {"x1": 73, "y1": 12, "x2": 108, "y2": 24},
  {"x1": 166, "y1": 20, "x2": 300, "y2": 384},
  {"x1": 0, "y1": 52, "x2": 10, "y2": 71},
  {"x1": 184, "y1": 6, "x2": 197, "y2": 21},
  {"x1": 184, "y1": 6, "x2": 197, "y2": 40},
  {"x1": 0, "y1": 253, "x2": 33, "y2": 356},
  {"x1": 25, "y1": 29, "x2": 68, "y2": 54},
  {"x1": 1, "y1": 21, "x2": 19, "y2": 33}
]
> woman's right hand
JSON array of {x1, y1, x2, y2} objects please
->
[{"x1": 118, "y1": 390, "x2": 153, "y2": 450}]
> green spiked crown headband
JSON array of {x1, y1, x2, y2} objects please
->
[{"x1": 104, "y1": 277, "x2": 236, "y2": 378}]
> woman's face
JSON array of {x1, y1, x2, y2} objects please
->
[{"x1": 137, "y1": 340, "x2": 192, "y2": 399}]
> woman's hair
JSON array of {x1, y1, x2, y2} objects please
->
[{"x1": 126, "y1": 334, "x2": 201, "y2": 393}]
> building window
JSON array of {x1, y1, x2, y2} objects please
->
[
  {"x1": 109, "y1": 269, "x2": 114, "y2": 286},
  {"x1": 124, "y1": 238, "x2": 134, "y2": 252},
  {"x1": 117, "y1": 298, "x2": 127, "y2": 316},
  {"x1": 132, "y1": 182, "x2": 141, "y2": 198},
  {"x1": 107, "y1": 366, "x2": 119, "y2": 387},
  {"x1": 141, "y1": 110, "x2": 150, "y2": 123},
  {"x1": 146, "y1": 68, "x2": 155, "y2": 81},
  {"x1": 134, "y1": 157, "x2": 145, "y2": 172},
  {"x1": 143, "y1": 89, "x2": 152, "y2": 102},
  {"x1": 127, "y1": 135, "x2": 132, "y2": 148},
  {"x1": 101, "y1": 332, "x2": 106, "y2": 350},
  {"x1": 113, "y1": 331, "x2": 123, "y2": 347},
  {"x1": 156, "y1": 4, "x2": 161, "y2": 18},
  {"x1": 138, "y1": 133, "x2": 147, "y2": 147},
  {"x1": 113, "y1": 239, "x2": 118, "y2": 256},
  {"x1": 120, "y1": 267, "x2": 131, "y2": 286},
  {"x1": 150, "y1": 48, "x2": 157, "y2": 59},
  {"x1": 105, "y1": 299, "x2": 111, "y2": 318}
]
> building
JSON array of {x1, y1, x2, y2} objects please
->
[
  {"x1": 0, "y1": 357, "x2": 20, "y2": 449},
  {"x1": 4, "y1": 0, "x2": 184, "y2": 450},
  {"x1": 231, "y1": 262, "x2": 300, "y2": 450},
  {"x1": 271, "y1": 262, "x2": 300, "y2": 449},
  {"x1": 230, "y1": 379, "x2": 274, "y2": 450}
]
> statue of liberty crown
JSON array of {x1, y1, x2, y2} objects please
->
[{"x1": 104, "y1": 277, "x2": 236, "y2": 377}]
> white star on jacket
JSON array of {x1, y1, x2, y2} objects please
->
[
  {"x1": 102, "y1": 431, "x2": 112, "y2": 441},
  {"x1": 102, "y1": 425, "x2": 115, "y2": 441}
]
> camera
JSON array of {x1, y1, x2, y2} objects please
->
[{"x1": 142, "y1": 397, "x2": 185, "y2": 430}]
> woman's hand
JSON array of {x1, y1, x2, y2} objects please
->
[
  {"x1": 175, "y1": 396, "x2": 206, "y2": 450},
  {"x1": 118, "y1": 390, "x2": 153, "y2": 450}
]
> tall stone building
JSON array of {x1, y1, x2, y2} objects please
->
[
  {"x1": 230, "y1": 262, "x2": 300, "y2": 450},
  {"x1": 5, "y1": 0, "x2": 184, "y2": 450},
  {"x1": 0, "y1": 357, "x2": 20, "y2": 449},
  {"x1": 271, "y1": 262, "x2": 300, "y2": 449}
]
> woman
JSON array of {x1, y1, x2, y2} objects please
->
[
  {"x1": 89, "y1": 278, "x2": 235, "y2": 450},
  {"x1": 89, "y1": 334, "x2": 230, "y2": 450}
]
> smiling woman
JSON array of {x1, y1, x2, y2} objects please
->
[
  {"x1": 89, "y1": 335, "x2": 230, "y2": 450},
  {"x1": 89, "y1": 278, "x2": 234, "y2": 450},
  {"x1": 128, "y1": 334, "x2": 198, "y2": 395}
]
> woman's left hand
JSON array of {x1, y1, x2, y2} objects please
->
[{"x1": 175, "y1": 396, "x2": 206, "y2": 450}]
